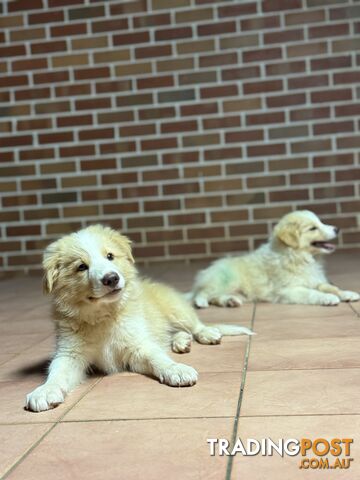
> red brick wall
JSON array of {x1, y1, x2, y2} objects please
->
[{"x1": 0, "y1": 0, "x2": 359, "y2": 273}]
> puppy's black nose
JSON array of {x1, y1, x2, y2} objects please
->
[
  {"x1": 102, "y1": 272, "x2": 120, "y2": 288},
  {"x1": 334, "y1": 227, "x2": 340, "y2": 234}
]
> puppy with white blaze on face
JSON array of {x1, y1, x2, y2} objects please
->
[
  {"x1": 25, "y1": 225, "x2": 252, "y2": 412},
  {"x1": 190, "y1": 210, "x2": 360, "y2": 309}
]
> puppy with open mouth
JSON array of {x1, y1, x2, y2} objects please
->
[
  {"x1": 26, "y1": 225, "x2": 252, "y2": 412},
  {"x1": 190, "y1": 210, "x2": 360, "y2": 308}
]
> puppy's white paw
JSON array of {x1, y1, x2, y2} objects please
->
[
  {"x1": 172, "y1": 332, "x2": 192, "y2": 353},
  {"x1": 160, "y1": 363, "x2": 198, "y2": 387},
  {"x1": 194, "y1": 295, "x2": 209, "y2": 309},
  {"x1": 195, "y1": 326, "x2": 222, "y2": 345},
  {"x1": 26, "y1": 384, "x2": 64, "y2": 412},
  {"x1": 340, "y1": 290, "x2": 360, "y2": 302},
  {"x1": 213, "y1": 295, "x2": 243, "y2": 308},
  {"x1": 319, "y1": 293, "x2": 340, "y2": 306}
]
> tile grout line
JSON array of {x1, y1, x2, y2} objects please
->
[
  {"x1": 348, "y1": 302, "x2": 360, "y2": 317},
  {"x1": 1, "y1": 377, "x2": 103, "y2": 480},
  {"x1": 225, "y1": 302, "x2": 256, "y2": 480}
]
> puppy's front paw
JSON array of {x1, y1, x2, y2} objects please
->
[
  {"x1": 160, "y1": 363, "x2": 198, "y2": 387},
  {"x1": 213, "y1": 295, "x2": 243, "y2": 308},
  {"x1": 26, "y1": 384, "x2": 64, "y2": 412},
  {"x1": 339, "y1": 290, "x2": 360, "y2": 302},
  {"x1": 320, "y1": 293, "x2": 340, "y2": 306}
]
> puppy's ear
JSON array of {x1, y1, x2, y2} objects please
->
[
  {"x1": 42, "y1": 242, "x2": 60, "y2": 294},
  {"x1": 274, "y1": 221, "x2": 299, "y2": 249},
  {"x1": 112, "y1": 231, "x2": 135, "y2": 263}
]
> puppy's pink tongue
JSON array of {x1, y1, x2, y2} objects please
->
[{"x1": 324, "y1": 243, "x2": 335, "y2": 250}]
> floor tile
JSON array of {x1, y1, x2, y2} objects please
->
[
  {"x1": 248, "y1": 337, "x2": 360, "y2": 371},
  {"x1": 241, "y1": 369, "x2": 360, "y2": 417},
  {"x1": 170, "y1": 339, "x2": 247, "y2": 373},
  {"x1": 63, "y1": 371, "x2": 242, "y2": 422},
  {"x1": 0, "y1": 423, "x2": 51, "y2": 478},
  {"x1": 232, "y1": 415, "x2": 360, "y2": 480},
  {"x1": 0, "y1": 378, "x2": 100, "y2": 425},
  {"x1": 6, "y1": 418, "x2": 233, "y2": 480}
]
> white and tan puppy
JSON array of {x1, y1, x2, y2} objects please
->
[
  {"x1": 26, "y1": 225, "x2": 252, "y2": 412},
  {"x1": 191, "y1": 210, "x2": 359, "y2": 308}
]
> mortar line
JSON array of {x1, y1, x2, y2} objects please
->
[{"x1": 225, "y1": 302, "x2": 256, "y2": 480}]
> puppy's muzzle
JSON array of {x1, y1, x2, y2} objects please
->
[{"x1": 102, "y1": 272, "x2": 120, "y2": 289}]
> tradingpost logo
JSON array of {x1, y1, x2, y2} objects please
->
[{"x1": 207, "y1": 438, "x2": 354, "y2": 470}]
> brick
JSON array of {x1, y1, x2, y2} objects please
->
[
  {"x1": 143, "y1": 168, "x2": 178, "y2": 182},
  {"x1": 177, "y1": 39, "x2": 215, "y2": 55},
  {"x1": 219, "y1": 3, "x2": 257, "y2": 17},
  {"x1": 46, "y1": 222, "x2": 82, "y2": 235},
  {"x1": 335, "y1": 168, "x2": 360, "y2": 182},
  {"x1": 163, "y1": 151, "x2": 199, "y2": 164},
  {"x1": 181, "y1": 102, "x2": 218, "y2": 117},
  {"x1": 0, "y1": 15, "x2": 23, "y2": 28},
  {"x1": 205, "y1": 147, "x2": 242, "y2": 161},
  {"x1": 15, "y1": 87, "x2": 50, "y2": 101},
  {"x1": 287, "y1": 42, "x2": 327, "y2": 57},
  {"x1": 137, "y1": 75, "x2": 174, "y2": 90},
  {"x1": 72, "y1": 37, "x2": 108, "y2": 51},
  {"x1": 34, "y1": 70, "x2": 69, "y2": 84},
  {"x1": 230, "y1": 223, "x2": 268, "y2": 236},
  {"x1": 220, "y1": 34, "x2": 259, "y2": 50},
  {"x1": 0, "y1": 135, "x2": 32, "y2": 148},
  {"x1": 7, "y1": 226, "x2": 41, "y2": 237},
  {"x1": 100, "y1": 141, "x2": 136, "y2": 155},
  {"x1": 113, "y1": 31, "x2": 150, "y2": 46},
  {"x1": 17, "y1": 118, "x2": 52, "y2": 131},
  {"x1": 247, "y1": 111, "x2": 285, "y2": 126},
  {"x1": 291, "y1": 139, "x2": 331, "y2": 153},
  {"x1": 262, "y1": 0, "x2": 301, "y2": 12},
  {"x1": 157, "y1": 57, "x2": 194, "y2": 72},
  {"x1": 123, "y1": 154, "x2": 158, "y2": 169},
  {"x1": 333, "y1": 39, "x2": 360, "y2": 53},
  {"x1": 337, "y1": 136, "x2": 360, "y2": 149},
  {"x1": 244, "y1": 79, "x2": 283, "y2": 94},
  {"x1": 62, "y1": 175, "x2": 97, "y2": 188},
  {"x1": 333, "y1": 72, "x2": 360, "y2": 85},
  {"x1": 82, "y1": 189, "x2": 117, "y2": 202},
  {"x1": 313, "y1": 120, "x2": 354, "y2": 135},
  {"x1": 80, "y1": 158, "x2": 116, "y2": 172},
  {"x1": 60, "y1": 144, "x2": 96, "y2": 157},
  {"x1": 335, "y1": 104, "x2": 360, "y2": 117},
  {"x1": 290, "y1": 106, "x2": 330, "y2": 122},
  {"x1": 184, "y1": 165, "x2": 221, "y2": 178},
  {"x1": 10, "y1": 27, "x2": 45, "y2": 42},
  {"x1": 139, "y1": 107, "x2": 175, "y2": 120},
  {"x1": 144, "y1": 200, "x2": 180, "y2": 212},
  {"x1": 309, "y1": 23, "x2": 349, "y2": 39},
  {"x1": 134, "y1": 13, "x2": 171, "y2": 28},
  {"x1": 141, "y1": 137, "x2": 178, "y2": 151},
  {"x1": 179, "y1": 71, "x2": 217, "y2": 85},
  {"x1": 269, "y1": 125, "x2": 308, "y2": 139},
  {"x1": 176, "y1": 7, "x2": 212, "y2": 23},
  {"x1": 270, "y1": 189, "x2": 309, "y2": 202},
  {"x1": 311, "y1": 55, "x2": 351, "y2": 71},
  {"x1": 185, "y1": 196, "x2": 222, "y2": 209},
  {"x1": 51, "y1": 23, "x2": 87, "y2": 37},
  {"x1": 288, "y1": 74, "x2": 329, "y2": 90},
  {"x1": 199, "y1": 52, "x2": 237, "y2": 68},
  {"x1": 159, "y1": 89, "x2": 195, "y2": 103},
  {"x1": 8, "y1": 0, "x2": 43, "y2": 11},
  {"x1": 117, "y1": 93, "x2": 153, "y2": 107},
  {"x1": 203, "y1": 116, "x2": 240, "y2": 130},
  {"x1": 52, "y1": 53, "x2": 89, "y2": 68},
  {"x1": 110, "y1": 0, "x2": 146, "y2": 15},
  {"x1": 198, "y1": 21, "x2": 236, "y2": 36},
  {"x1": 103, "y1": 203, "x2": 139, "y2": 215},
  {"x1": 247, "y1": 143, "x2": 286, "y2": 157},
  {"x1": 222, "y1": 66, "x2": 260, "y2": 81},
  {"x1": 55, "y1": 84, "x2": 91, "y2": 97},
  {"x1": 123, "y1": 185, "x2": 158, "y2": 199},
  {"x1": 313, "y1": 153, "x2": 354, "y2": 168},
  {"x1": 39, "y1": 132, "x2": 73, "y2": 144},
  {"x1": 79, "y1": 128, "x2": 114, "y2": 141},
  {"x1": 75, "y1": 66, "x2": 110, "y2": 80},
  {"x1": 266, "y1": 60, "x2": 305, "y2": 76},
  {"x1": 21, "y1": 178, "x2": 56, "y2": 190},
  {"x1": 314, "y1": 185, "x2": 354, "y2": 200},
  {"x1": 201, "y1": 84, "x2": 238, "y2": 99},
  {"x1": 210, "y1": 240, "x2": 249, "y2": 254},
  {"x1": 183, "y1": 133, "x2": 220, "y2": 147},
  {"x1": 285, "y1": 9, "x2": 325, "y2": 25},
  {"x1": 20, "y1": 148, "x2": 55, "y2": 161},
  {"x1": 267, "y1": 93, "x2": 306, "y2": 108},
  {"x1": 227, "y1": 192, "x2": 265, "y2": 205},
  {"x1": 12, "y1": 58, "x2": 47, "y2": 72},
  {"x1": 254, "y1": 206, "x2": 290, "y2": 220},
  {"x1": 136, "y1": 45, "x2": 172, "y2": 59},
  {"x1": 264, "y1": 28, "x2": 304, "y2": 44},
  {"x1": 330, "y1": 5, "x2": 360, "y2": 20},
  {"x1": 290, "y1": 172, "x2": 331, "y2": 185},
  {"x1": 161, "y1": 120, "x2": 197, "y2": 134},
  {"x1": 40, "y1": 161, "x2": 75, "y2": 174},
  {"x1": 155, "y1": 26, "x2": 192, "y2": 41},
  {"x1": 68, "y1": 5, "x2": 104, "y2": 20},
  {"x1": 76, "y1": 98, "x2": 111, "y2": 110},
  {"x1": 98, "y1": 111, "x2": 134, "y2": 124},
  {"x1": 91, "y1": 18, "x2": 128, "y2": 33},
  {"x1": 211, "y1": 210, "x2": 248, "y2": 223},
  {"x1": 29, "y1": 11, "x2": 64, "y2": 25},
  {"x1": 120, "y1": 124, "x2": 156, "y2": 137},
  {"x1": 226, "y1": 130, "x2": 263, "y2": 143},
  {"x1": 311, "y1": 89, "x2": 352, "y2": 103},
  {"x1": 0, "y1": 75, "x2": 28, "y2": 88},
  {"x1": 57, "y1": 114, "x2": 92, "y2": 128},
  {"x1": 163, "y1": 182, "x2": 199, "y2": 195},
  {"x1": 31, "y1": 40, "x2": 66, "y2": 54},
  {"x1": 226, "y1": 161, "x2": 264, "y2": 174},
  {"x1": 223, "y1": 98, "x2": 261, "y2": 113},
  {"x1": 169, "y1": 213, "x2": 205, "y2": 226},
  {"x1": 243, "y1": 47, "x2": 282, "y2": 63},
  {"x1": 247, "y1": 175, "x2": 285, "y2": 188},
  {"x1": 241, "y1": 15, "x2": 280, "y2": 31}
]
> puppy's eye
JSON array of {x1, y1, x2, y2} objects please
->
[
  {"x1": 107, "y1": 253, "x2": 114, "y2": 261},
  {"x1": 309, "y1": 227, "x2": 318, "y2": 231},
  {"x1": 77, "y1": 263, "x2": 88, "y2": 272}
]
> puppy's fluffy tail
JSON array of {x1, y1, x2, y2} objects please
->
[{"x1": 214, "y1": 324, "x2": 254, "y2": 336}]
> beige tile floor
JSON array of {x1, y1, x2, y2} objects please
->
[{"x1": 0, "y1": 253, "x2": 359, "y2": 479}]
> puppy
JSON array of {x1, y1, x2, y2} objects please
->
[
  {"x1": 190, "y1": 210, "x2": 359, "y2": 308},
  {"x1": 26, "y1": 225, "x2": 252, "y2": 412}
]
